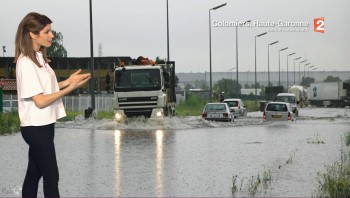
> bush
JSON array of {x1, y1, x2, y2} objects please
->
[{"x1": 0, "y1": 111, "x2": 20, "y2": 135}]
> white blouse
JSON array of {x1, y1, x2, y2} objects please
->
[{"x1": 16, "y1": 52, "x2": 66, "y2": 127}]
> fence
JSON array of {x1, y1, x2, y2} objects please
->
[
  {"x1": 3, "y1": 94, "x2": 184, "y2": 112},
  {"x1": 3, "y1": 94, "x2": 113, "y2": 112},
  {"x1": 3, "y1": 95, "x2": 17, "y2": 111}
]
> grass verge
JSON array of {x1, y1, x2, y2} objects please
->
[
  {"x1": 176, "y1": 94, "x2": 208, "y2": 116},
  {"x1": 58, "y1": 111, "x2": 115, "y2": 121},
  {"x1": 176, "y1": 94, "x2": 260, "y2": 116},
  {"x1": 316, "y1": 132, "x2": 350, "y2": 197}
]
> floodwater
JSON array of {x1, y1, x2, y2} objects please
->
[{"x1": 0, "y1": 107, "x2": 349, "y2": 197}]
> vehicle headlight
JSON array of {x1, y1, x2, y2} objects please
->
[
  {"x1": 156, "y1": 111, "x2": 163, "y2": 117},
  {"x1": 115, "y1": 113, "x2": 122, "y2": 120}
]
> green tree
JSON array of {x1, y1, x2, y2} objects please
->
[
  {"x1": 260, "y1": 85, "x2": 266, "y2": 96},
  {"x1": 250, "y1": 82, "x2": 261, "y2": 89},
  {"x1": 184, "y1": 83, "x2": 193, "y2": 92},
  {"x1": 300, "y1": 76, "x2": 315, "y2": 87},
  {"x1": 323, "y1": 75, "x2": 342, "y2": 82},
  {"x1": 213, "y1": 78, "x2": 242, "y2": 98},
  {"x1": 174, "y1": 75, "x2": 179, "y2": 87},
  {"x1": 194, "y1": 80, "x2": 209, "y2": 90},
  {"x1": 47, "y1": 30, "x2": 67, "y2": 57}
]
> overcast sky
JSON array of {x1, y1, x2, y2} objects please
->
[{"x1": 1, "y1": 0, "x2": 349, "y2": 73}]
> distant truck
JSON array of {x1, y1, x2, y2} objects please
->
[
  {"x1": 113, "y1": 58, "x2": 176, "y2": 120},
  {"x1": 288, "y1": 85, "x2": 308, "y2": 107},
  {"x1": 308, "y1": 82, "x2": 350, "y2": 107}
]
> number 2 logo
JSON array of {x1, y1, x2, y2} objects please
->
[{"x1": 314, "y1": 17, "x2": 324, "y2": 33}]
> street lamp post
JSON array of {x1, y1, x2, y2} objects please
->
[
  {"x1": 246, "y1": 70, "x2": 250, "y2": 85},
  {"x1": 2, "y1": 46, "x2": 5, "y2": 57},
  {"x1": 298, "y1": 60, "x2": 306, "y2": 84},
  {"x1": 293, "y1": 57, "x2": 301, "y2": 85},
  {"x1": 254, "y1": 32, "x2": 267, "y2": 98},
  {"x1": 236, "y1": 20, "x2": 250, "y2": 97},
  {"x1": 89, "y1": 0, "x2": 95, "y2": 111},
  {"x1": 287, "y1": 52, "x2": 295, "y2": 88},
  {"x1": 304, "y1": 63, "x2": 310, "y2": 78},
  {"x1": 278, "y1": 47, "x2": 288, "y2": 86},
  {"x1": 311, "y1": 67, "x2": 317, "y2": 78},
  {"x1": 267, "y1": 41, "x2": 278, "y2": 86},
  {"x1": 228, "y1": 67, "x2": 236, "y2": 81},
  {"x1": 166, "y1": 0, "x2": 170, "y2": 63},
  {"x1": 2, "y1": 46, "x2": 7, "y2": 79},
  {"x1": 308, "y1": 65, "x2": 314, "y2": 77},
  {"x1": 209, "y1": 3, "x2": 227, "y2": 102}
]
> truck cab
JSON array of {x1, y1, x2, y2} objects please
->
[{"x1": 113, "y1": 64, "x2": 175, "y2": 121}]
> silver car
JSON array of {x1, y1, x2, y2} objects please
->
[
  {"x1": 263, "y1": 102, "x2": 295, "y2": 121},
  {"x1": 202, "y1": 103, "x2": 234, "y2": 122},
  {"x1": 223, "y1": 99, "x2": 247, "y2": 118}
]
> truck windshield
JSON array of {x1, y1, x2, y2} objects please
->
[
  {"x1": 114, "y1": 69, "x2": 161, "y2": 92},
  {"x1": 276, "y1": 96, "x2": 295, "y2": 103}
]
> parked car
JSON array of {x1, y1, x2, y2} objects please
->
[
  {"x1": 202, "y1": 103, "x2": 234, "y2": 122},
  {"x1": 276, "y1": 93, "x2": 299, "y2": 116},
  {"x1": 263, "y1": 102, "x2": 295, "y2": 121},
  {"x1": 223, "y1": 98, "x2": 247, "y2": 118}
]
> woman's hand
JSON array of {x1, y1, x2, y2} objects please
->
[
  {"x1": 59, "y1": 69, "x2": 90, "y2": 89},
  {"x1": 68, "y1": 69, "x2": 91, "y2": 90}
]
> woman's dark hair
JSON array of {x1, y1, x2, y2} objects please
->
[{"x1": 14, "y1": 12, "x2": 52, "y2": 67}]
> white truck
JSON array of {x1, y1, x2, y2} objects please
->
[
  {"x1": 288, "y1": 85, "x2": 308, "y2": 107},
  {"x1": 113, "y1": 62, "x2": 176, "y2": 120},
  {"x1": 308, "y1": 82, "x2": 350, "y2": 107}
]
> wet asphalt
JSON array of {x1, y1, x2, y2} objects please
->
[{"x1": 0, "y1": 109, "x2": 349, "y2": 197}]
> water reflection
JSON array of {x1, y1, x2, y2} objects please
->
[
  {"x1": 112, "y1": 129, "x2": 165, "y2": 197},
  {"x1": 155, "y1": 130, "x2": 164, "y2": 197},
  {"x1": 114, "y1": 130, "x2": 122, "y2": 196}
]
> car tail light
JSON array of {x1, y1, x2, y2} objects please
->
[
  {"x1": 238, "y1": 101, "x2": 240, "y2": 109},
  {"x1": 223, "y1": 113, "x2": 229, "y2": 117},
  {"x1": 263, "y1": 111, "x2": 266, "y2": 120},
  {"x1": 202, "y1": 113, "x2": 207, "y2": 118},
  {"x1": 288, "y1": 112, "x2": 292, "y2": 120}
]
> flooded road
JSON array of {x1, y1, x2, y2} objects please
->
[{"x1": 1, "y1": 108, "x2": 349, "y2": 197}]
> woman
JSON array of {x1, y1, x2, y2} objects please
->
[{"x1": 15, "y1": 12, "x2": 90, "y2": 197}]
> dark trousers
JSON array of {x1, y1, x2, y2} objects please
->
[{"x1": 21, "y1": 123, "x2": 60, "y2": 198}]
